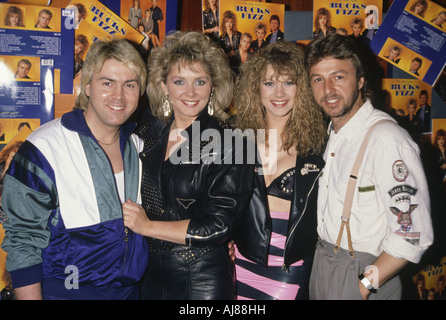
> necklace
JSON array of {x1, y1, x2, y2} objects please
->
[{"x1": 97, "y1": 134, "x2": 119, "y2": 146}]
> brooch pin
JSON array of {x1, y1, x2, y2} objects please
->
[{"x1": 300, "y1": 163, "x2": 320, "y2": 175}]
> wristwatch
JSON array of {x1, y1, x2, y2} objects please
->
[{"x1": 358, "y1": 273, "x2": 377, "y2": 293}]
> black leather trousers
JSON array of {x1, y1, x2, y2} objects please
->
[{"x1": 140, "y1": 239, "x2": 236, "y2": 300}]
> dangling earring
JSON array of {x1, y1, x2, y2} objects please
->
[
  {"x1": 208, "y1": 91, "x2": 214, "y2": 116},
  {"x1": 162, "y1": 94, "x2": 172, "y2": 117}
]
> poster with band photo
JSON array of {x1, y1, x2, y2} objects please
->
[{"x1": 312, "y1": 0, "x2": 383, "y2": 40}]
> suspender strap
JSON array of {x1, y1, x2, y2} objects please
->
[{"x1": 334, "y1": 120, "x2": 391, "y2": 257}]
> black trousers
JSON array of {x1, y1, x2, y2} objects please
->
[{"x1": 140, "y1": 243, "x2": 235, "y2": 300}]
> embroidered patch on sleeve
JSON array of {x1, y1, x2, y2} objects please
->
[
  {"x1": 388, "y1": 185, "x2": 420, "y2": 245},
  {"x1": 392, "y1": 160, "x2": 409, "y2": 182}
]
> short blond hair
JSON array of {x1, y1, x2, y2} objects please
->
[{"x1": 75, "y1": 39, "x2": 147, "y2": 110}]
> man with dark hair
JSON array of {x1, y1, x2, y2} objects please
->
[
  {"x1": 415, "y1": 90, "x2": 431, "y2": 133},
  {"x1": 305, "y1": 34, "x2": 433, "y2": 300},
  {"x1": 409, "y1": 57, "x2": 423, "y2": 76},
  {"x1": 265, "y1": 15, "x2": 284, "y2": 44}
]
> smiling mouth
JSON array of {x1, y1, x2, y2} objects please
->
[
  {"x1": 108, "y1": 105, "x2": 124, "y2": 111},
  {"x1": 271, "y1": 100, "x2": 288, "y2": 107},
  {"x1": 182, "y1": 100, "x2": 199, "y2": 107},
  {"x1": 322, "y1": 95, "x2": 341, "y2": 104}
]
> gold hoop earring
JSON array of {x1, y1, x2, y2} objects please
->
[
  {"x1": 162, "y1": 94, "x2": 172, "y2": 117},
  {"x1": 208, "y1": 92, "x2": 214, "y2": 116}
]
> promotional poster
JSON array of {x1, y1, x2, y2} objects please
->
[
  {"x1": 218, "y1": 0, "x2": 285, "y2": 42},
  {"x1": 312, "y1": 0, "x2": 383, "y2": 39},
  {"x1": 381, "y1": 78, "x2": 433, "y2": 134},
  {"x1": 412, "y1": 256, "x2": 446, "y2": 300},
  {"x1": 370, "y1": 0, "x2": 446, "y2": 86},
  {"x1": 119, "y1": 0, "x2": 166, "y2": 47}
]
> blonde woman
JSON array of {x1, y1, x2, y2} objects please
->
[
  {"x1": 123, "y1": 31, "x2": 254, "y2": 300},
  {"x1": 233, "y1": 41, "x2": 327, "y2": 300}
]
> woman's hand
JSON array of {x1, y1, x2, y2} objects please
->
[{"x1": 122, "y1": 199, "x2": 150, "y2": 236}]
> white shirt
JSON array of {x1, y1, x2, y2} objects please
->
[{"x1": 317, "y1": 100, "x2": 433, "y2": 263}]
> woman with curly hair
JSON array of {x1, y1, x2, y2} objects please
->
[
  {"x1": 123, "y1": 31, "x2": 254, "y2": 300},
  {"x1": 233, "y1": 41, "x2": 327, "y2": 300},
  {"x1": 219, "y1": 10, "x2": 241, "y2": 57},
  {"x1": 313, "y1": 8, "x2": 336, "y2": 39}
]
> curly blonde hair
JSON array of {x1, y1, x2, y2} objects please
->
[
  {"x1": 147, "y1": 31, "x2": 233, "y2": 123},
  {"x1": 234, "y1": 41, "x2": 327, "y2": 155}
]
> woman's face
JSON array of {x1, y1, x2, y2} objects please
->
[
  {"x1": 407, "y1": 104, "x2": 416, "y2": 115},
  {"x1": 260, "y1": 64, "x2": 297, "y2": 121},
  {"x1": 225, "y1": 18, "x2": 234, "y2": 31},
  {"x1": 256, "y1": 28, "x2": 265, "y2": 40},
  {"x1": 318, "y1": 15, "x2": 328, "y2": 27},
  {"x1": 9, "y1": 13, "x2": 19, "y2": 26},
  {"x1": 162, "y1": 62, "x2": 213, "y2": 125},
  {"x1": 351, "y1": 23, "x2": 362, "y2": 36},
  {"x1": 74, "y1": 41, "x2": 85, "y2": 56},
  {"x1": 438, "y1": 136, "x2": 445, "y2": 147},
  {"x1": 388, "y1": 49, "x2": 399, "y2": 60},
  {"x1": 414, "y1": 4, "x2": 425, "y2": 14}
]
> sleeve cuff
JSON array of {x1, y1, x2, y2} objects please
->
[
  {"x1": 383, "y1": 233, "x2": 429, "y2": 264},
  {"x1": 10, "y1": 264, "x2": 43, "y2": 288}
]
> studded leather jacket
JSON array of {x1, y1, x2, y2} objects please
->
[
  {"x1": 234, "y1": 152, "x2": 325, "y2": 269},
  {"x1": 136, "y1": 109, "x2": 255, "y2": 249}
]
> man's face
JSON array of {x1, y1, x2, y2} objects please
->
[
  {"x1": 410, "y1": 60, "x2": 421, "y2": 72},
  {"x1": 37, "y1": 13, "x2": 51, "y2": 28},
  {"x1": 419, "y1": 94, "x2": 427, "y2": 106},
  {"x1": 309, "y1": 57, "x2": 364, "y2": 129},
  {"x1": 16, "y1": 62, "x2": 31, "y2": 78},
  {"x1": 270, "y1": 19, "x2": 279, "y2": 32},
  {"x1": 240, "y1": 36, "x2": 251, "y2": 51},
  {"x1": 84, "y1": 58, "x2": 140, "y2": 131}
]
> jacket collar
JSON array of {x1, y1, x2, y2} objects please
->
[{"x1": 61, "y1": 108, "x2": 137, "y2": 149}]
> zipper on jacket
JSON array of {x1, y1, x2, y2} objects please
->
[
  {"x1": 124, "y1": 226, "x2": 129, "y2": 242},
  {"x1": 282, "y1": 170, "x2": 323, "y2": 269}
]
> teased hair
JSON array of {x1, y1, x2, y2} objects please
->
[
  {"x1": 146, "y1": 31, "x2": 233, "y2": 123},
  {"x1": 234, "y1": 41, "x2": 327, "y2": 155}
]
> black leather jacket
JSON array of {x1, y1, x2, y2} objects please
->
[
  {"x1": 234, "y1": 152, "x2": 324, "y2": 268},
  {"x1": 136, "y1": 109, "x2": 255, "y2": 248}
]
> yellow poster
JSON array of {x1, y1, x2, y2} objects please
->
[
  {"x1": 68, "y1": 0, "x2": 144, "y2": 44},
  {"x1": 412, "y1": 256, "x2": 446, "y2": 300},
  {"x1": 219, "y1": 0, "x2": 285, "y2": 43},
  {"x1": 382, "y1": 78, "x2": 431, "y2": 117},
  {"x1": 0, "y1": 0, "x2": 51, "y2": 6},
  {"x1": 312, "y1": 0, "x2": 382, "y2": 38}
]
